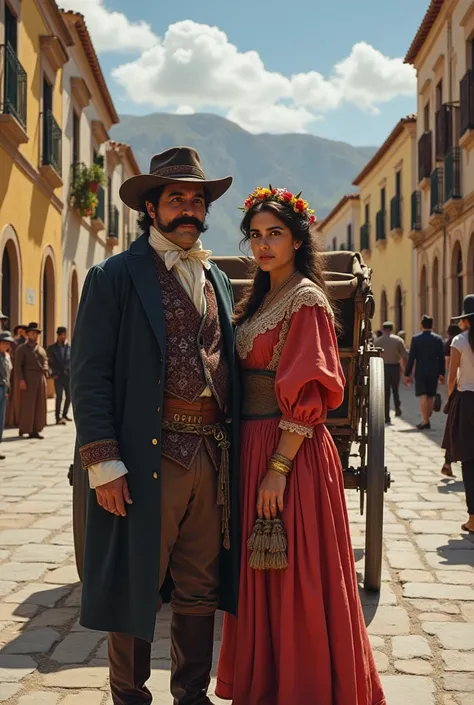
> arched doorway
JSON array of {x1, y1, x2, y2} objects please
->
[
  {"x1": 395, "y1": 285, "x2": 403, "y2": 333},
  {"x1": 451, "y1": 243, "x2": 463, "y2": 317},
  {"x1": 41, "y1": 254, "x2": 56, "y2": 348},
  {"x1": 432, "y1": 258, "x2": 439, "y2": 331},
  {"x1": 0, "y1": 228, "x2": 21, "y2": 327},
  {"x1": 420, "y1": 265, "x2": 429, "y2": 318},
  {"x1": 380, "y1": 290, "x2": 388, "y2": 328},
  {"x1": 70, "y1": 269, "x2": 79, "y2": 335}
]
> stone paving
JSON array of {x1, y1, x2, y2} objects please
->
[{"x1": 0, "y1": 389, "x2": 473, "y2": 704}]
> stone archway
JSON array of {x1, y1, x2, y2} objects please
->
[
  {"x1": 420, "y1": 265, "x2": 429, "y2": 318},
  {"x1": 40, "y1": 248, "x2": 56, "y2": 348},
  {"x1": 0, "y1": 225, "x2": 22, "y2": 327},
  {"x1": 432, "y1": 257, "x2": 440, "y2": 331},
  {"x1": 395, "y1": 285, "x2": 403, "y2": 333},
  {"x1": 451, "y1": 242, "x2": 463, "y2": 318},
  {"x1": 70, "y1": 268, "x2": 79, "y2": 335}
]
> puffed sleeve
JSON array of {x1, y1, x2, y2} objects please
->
[{"x1": 275, "y1": 299, "x2": 345, "y2": 438}]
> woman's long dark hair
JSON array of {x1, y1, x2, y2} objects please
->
[
  {"x1": 233, "y1": 200, "x2": 331, "y2": 325},
  {"x1": 466, "y1": 318, "x2": 474, "y2": 353}
]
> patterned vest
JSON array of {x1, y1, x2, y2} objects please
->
[{"x1": 153, "y1": 252, "x2": 230, "y2": 467}]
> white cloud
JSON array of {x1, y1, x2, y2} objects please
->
[
  {"x1": 61, "y1": 0, "x2": 157, "y2": 52},
  {"x1": 63, "y1": 3, "x2": 416, "y2": 133}
]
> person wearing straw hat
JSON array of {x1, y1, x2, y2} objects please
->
[
  {"x1": 71, "y1": 147, "x2": 240, "y2": 705},
  {"x1": 0, "y1": 331, "x2": 14, "y2": 459},
  {"x1": 15, "y1": 323, "x2": 49, "y2": 439},
  {"x1": 442, "y1": 295, "x2": 474, "y2": 534}
]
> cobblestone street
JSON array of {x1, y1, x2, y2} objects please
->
[{"x1": 0, "y1": 389, "x2": 473, "y2": 705}]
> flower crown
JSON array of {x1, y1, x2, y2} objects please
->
[{"x1": 240, "y1": 186, "x2": 317, "y2": 225}]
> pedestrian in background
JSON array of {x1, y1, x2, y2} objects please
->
[
  {"x1": 441, "y1": 323, "x2": 461, "y2": 477},
  {"x1": 0, "y1": 331, "x2": 14, "y2": 460},
  {"x1": 375, "y1": 322, "x2": 408, "y2": 424},
  {"x1": 15, "y1": 323, "x2": 49, "y2": 440},
  {"x1": 442, "y1": 296, "x2": 474, "y2": 533},
  {"x1": 405, "y1": 315, "x2": 445, "y2": 430},
  {"x1": 47, "y1": 327, "x2": 71, "y2": 426}
]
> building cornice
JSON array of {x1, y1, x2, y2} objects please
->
[
  {"x1": 352, "y1": 116, "x2": 416, "y2": 186},
  {"x1": 315, "y1": 193, "x2": 359, "y2": 233},
  {"x1": 405, "y1": 0, "x2": 445, "y2": 65}
]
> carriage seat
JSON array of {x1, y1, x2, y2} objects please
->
[{"x1": 212, "y1": 252, "x2": 368, "y2": 303}]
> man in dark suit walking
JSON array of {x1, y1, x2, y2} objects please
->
[
  {"x1": 405, "y1": 315, "x2": 445, "y2": 430},
  {"x1": 47, "y1": 327, "x2": 71, "y2": 426}
]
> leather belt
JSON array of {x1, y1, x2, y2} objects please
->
[{"x1": 162, "y1": 395, "x2": 222, "y2": 426}]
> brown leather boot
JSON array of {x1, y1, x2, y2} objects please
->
[
  {"x1": 108, "y1": 632, "x2": 152, "y2": 705},
  {"x1": 170, "y1": 613, "x2": 215, "y2": 705}
]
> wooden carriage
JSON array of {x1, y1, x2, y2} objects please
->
[{"x1": 70, "y1": 251, "x2": 390, "y2": 592}]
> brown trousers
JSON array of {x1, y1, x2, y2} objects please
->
[{"x1": 109, "y1": 442, "x2": 222, "y2": 705}]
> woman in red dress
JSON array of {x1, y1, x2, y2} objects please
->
[{"x1": 216, "y1": 187, "x2": 386, "y2": 705}]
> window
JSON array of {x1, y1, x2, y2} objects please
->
[
  {"x1": 365, "y1": 203, "x2": 370, "y2": 224},
  {"x1": 395, "y1": 171, "x2": 402, "y2": 197},
  {"x1": 395, "y1": 286, "x2": 403, "y2": 333},
  {"x1": 469, "y1": 38, "x2": 474, "y2": 71},
  {"x1": 380, "y1": 290, "x2": 388, "y2": 327},
  {"x1": 5, "y1": 3, "x2": 18, "y2": 53},
  {"x1": 436, "y1": 79, "x2": 443, "y2": 110},
  {"x1": 424, "y1": 101, "x2": 430, "y2": 131},
  {"x1": 381, "y1": 187, "x2": 386, "y2": 211},
  {"x1": 42, "y1": 78, "x2": 52, "y2": 164},
  {"x1": 332, "y1": 237, "x2": 337, "y2": 251},
  {"x1": 347, "y1": 223, "x2": 353, "y2": 250},
  {"x1": 72, "y1": 111, "x2": 80, "y2": 164}
]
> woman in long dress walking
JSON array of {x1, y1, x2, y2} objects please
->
[{"x1": 216, "y1": 187, "x2": 386, "y2": 705}]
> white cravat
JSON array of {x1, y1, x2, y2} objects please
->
[{"x1": 149, "y1": 225, "x2": 212, "y2": 315}]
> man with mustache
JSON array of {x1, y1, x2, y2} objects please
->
[{"x1": 71, "y1": 147, "x2": 240, "y2": 705}]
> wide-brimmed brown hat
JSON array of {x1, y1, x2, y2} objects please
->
[
  {"x1": 119, "y1": 146, "x2": 233, "y2": 212},
  {"x1": 26, "y1": 322, "x2": 41, "y2": 333}
]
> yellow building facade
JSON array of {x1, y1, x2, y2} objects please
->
[
  {"x1": 352, "y1": 117, "x2": 418, "y2": 342},
  {"x1": 405, "y1": 0, "x2": 474, "y2": 333},
  {"x1": 0, "y1": 0, "x2": 72, "y2": 342}
]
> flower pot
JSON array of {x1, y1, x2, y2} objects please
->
[{"x1": 89, "y1": 180, "x2": 100, "y2": 194}]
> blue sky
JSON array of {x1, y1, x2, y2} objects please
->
[{"x1": 67, "y1": 0, "x2": 430, "y2": 147}]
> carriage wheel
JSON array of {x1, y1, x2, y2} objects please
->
[
  {"x1": 72, "y1": 444, "x2": 87, "y2": 582},
  {"x1": 364, "y1": 356, "x2": 385, "y2": 592}
]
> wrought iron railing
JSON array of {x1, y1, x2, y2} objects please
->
[
  {"x1": 430, "y1": 167, "x2": 444, "y2": 215},
  {"x1": 418, "y1": 131, "x2": 432, "y2": 182},
  {"x1": 42, "y1": 110, "x2": 62, "y2": 176},
  {"x1": 360, "y1": 223, "x2": 370, "y2": 251},
  {"x1": 411, "y1": 191, "x2": 421, "y2": 231},
  {"x1": 375, "y1": 210, "x2": 386, "y2": 241},
  {"x1": 108, "y1": 203, "x2": 119, "y2": 238},
  {"x1": 460, "y1": 69, "x2": 474, "y2": 137},
  {"x1": 1, "y1": 43, "x2": 27, "y2": 129},
  {"x1": 444, "y1": 147, "x2": 461, "y2": 201},
  {"x1": 95, "y1": 185, "x2": 105, "y2": 222},
  {"x1": 390, "y1": 194, "x2": 402, "y2": 230}
]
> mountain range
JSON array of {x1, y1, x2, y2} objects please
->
[{"x1": 111, "y1": 113, "x2": 377, "y2": 254}]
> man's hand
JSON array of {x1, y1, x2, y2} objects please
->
[
  {"x1": 19, "y1": 380, "x2": 27, "y2": 392},
  {"x1": 96, "y1": 476, "x2": 132, "y2": 517},
  {"x1": 404, "y1": 376, "x2": 412, "y2": 387},
  {"x1": 439, "y1": 375, "x2": 445, "y2": 384}
]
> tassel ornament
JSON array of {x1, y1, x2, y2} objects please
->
[{"x1": 247, "y1": 516, "x2": 288, "y2": 571}]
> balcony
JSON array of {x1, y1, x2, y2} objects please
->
[
  {"x1": 460, "y1": 69, "x2": 474, "y2": 151},
  {"x1": 409, "y1": 191, "x2": 422, "y2": 246},
  {"x1": 375, "y1": 210, "x2": 386, "y2": 246},
  {"x1": 418, "y1": 131, "x2": 432, "y2": 186},
  {"x1": 435, "y1": 104, "x2": 455, "y2": 160},
  {"x1": 430, "y1": 167, "x2": 444, "y2": 226},
  {"x1": 107, "y1": 203, "x2": 119, "y2": 246},
  {"x1": 360, "y1": 223, "x2": 370, "y2": 253},
  {"x1": 444, "y1": 147, "x2": 462, "y2": 217},
  {"x1": 390, "y1": 194, "x2": 402, "y2": 236},
  {"x1": 0, "y1": 43, "x2": 28, "y2": 145},
  {"x1": 40, "y1": 110, "x2": 62, "y2": 189},
  {"x1": 91, "y1": 186, "x2": 105, "y2": 233}
]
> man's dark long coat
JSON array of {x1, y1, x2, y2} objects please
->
[{"x1": 71, "y1": 234, "x2": 241, "y2": 643}]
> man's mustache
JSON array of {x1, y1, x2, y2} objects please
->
[{"x1": 160, "y1": 216, "x2": 207, "y2": 234}]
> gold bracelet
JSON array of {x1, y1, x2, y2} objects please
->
[
  {"x1": 268, "y1": 459, "x2": 292, "y2": 475},
  {"x1": 271, "y1": 452, "x2": 293, "y2": 470}
]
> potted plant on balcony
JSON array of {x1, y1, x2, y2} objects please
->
[
  {"x1": 88, "y1": 162, "x2": 106, "y2": 194},
  {"x1": 70, "y1": 164, "x2": 101, "y2": 218}
]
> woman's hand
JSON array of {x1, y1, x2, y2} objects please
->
[{"x1": 257, "y1": 470, "x2": 287, "y2": 520}]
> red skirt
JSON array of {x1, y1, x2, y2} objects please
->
[{"x1": 216, "y1": 418, "x2": 385, "y2": 705}]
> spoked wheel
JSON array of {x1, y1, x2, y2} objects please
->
[
  {"x1": 72, "y1": 443, "x2": 87, "y2": 582},
  {"x1": 364, "y1": 356, "x2": 385, "y2": 591}
]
